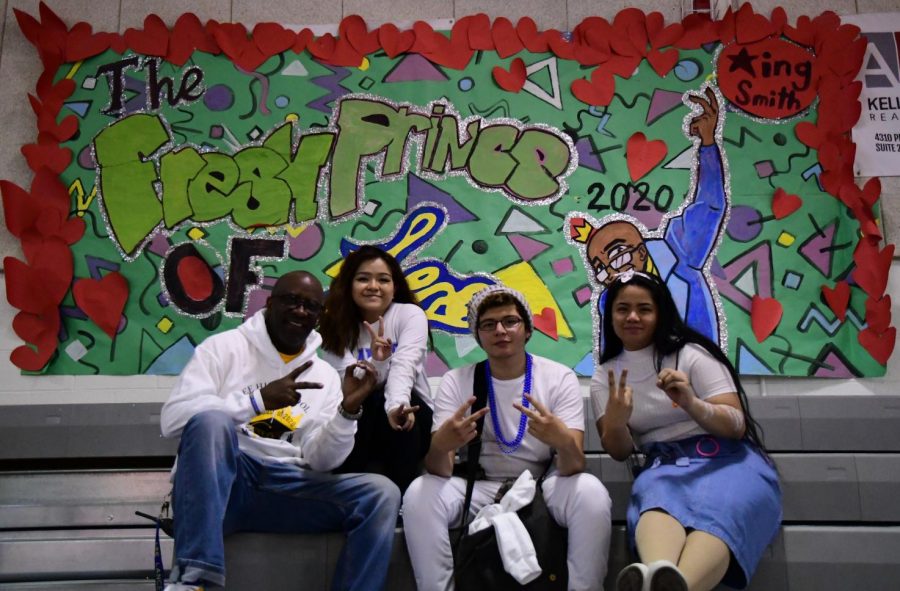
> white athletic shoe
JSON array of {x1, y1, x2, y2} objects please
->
[
  {"x1": 615, "y1": 562, "x2": 649, "y2": 591},
  {"x1": 647, "y1": 559, "x2": 688, "y2": 591},
  {"x1": 163, "y1": 584, "x2": 204, "y2": 591}
]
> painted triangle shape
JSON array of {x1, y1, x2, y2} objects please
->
[
  {"x1": 798, "y1": 220, "x2": 838, "y2": 277},
  {"x1": 575, "y1": 137, "x2": 605, "y2": 172},
  {"x1": 85, "y1": 255, "x2": 121, "y2": 281},
  {"x1": 64, "y1": 100, "x2": 92, "y2": 118},
  {"x1": 498, "y1": 207, "x2": 549, "y2": 234},
  {"x1": 736, "y1": 339, "x2": 774, "y2": 375},
  {"x1": 508, "y1": 233, "x2": 552, "y2": 261},
  {"x1": 647, "y1": 89, "x2": 685, "y2": 126},
  {"x1": 714, "y1": 242, "x2": 774, "y2": 312},
  {"x1": 282, "y1": 60, "x2": 309, "y2": 76},
  {"x1": 406, "y1": 174, "x2": 478, "y2": 223},
  {"x1": 812, "y1": 346, "x2": 859, "y2": 378},
  {"x1": 663, "y1": 145, "x2": 694, "y2": 169},
  {"x1": 522, "y1": 56, "x2": 562, "y2": 110},
  {"x1": 384, "y1": 54, "x2": 448, "y2": 83}
]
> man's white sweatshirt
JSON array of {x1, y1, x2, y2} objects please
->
[{"x1": 160, "y1": 309, "x2": 356, "y2": 471}]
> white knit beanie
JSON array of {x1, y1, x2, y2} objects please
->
[{"x1": 466, "y1": 284, "x2": 533, "y2": 338}]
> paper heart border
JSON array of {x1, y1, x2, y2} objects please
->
[{"x1": 4, "y1": 2, "x2": 895, "y2": 371}]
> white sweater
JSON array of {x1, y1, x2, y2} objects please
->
[
  {"x1": 160, "y1": 309, "x2": 356, "y2": 471},
  {"x1": 320, "y1": 302, "x2": 433, "y2": 413}
]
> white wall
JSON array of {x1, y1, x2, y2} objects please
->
[{"x1": 0, "y1": 0, "x2": 898, "y2": 405}]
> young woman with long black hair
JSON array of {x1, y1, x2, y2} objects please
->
[{"x1": 592, "y1": 271, "x2": 781, "y2": 591}]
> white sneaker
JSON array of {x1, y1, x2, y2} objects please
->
[
  {"x1": 615, "y1": 562, "x2": 649, "y2": 591},
  {"x1": 647, "y1": 559, "x2": 688, "y2": 591},
  {"x1": 163, "y1": 584, "x2": 204, "y2": 591}
]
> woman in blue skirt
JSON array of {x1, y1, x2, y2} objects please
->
[{"x1": 591, "y1": 271, "x2": 781, "y2": 591}]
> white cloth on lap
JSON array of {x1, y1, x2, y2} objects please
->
[{"x1": 468, "y1": 470, "x2": 541, "y2": 584}]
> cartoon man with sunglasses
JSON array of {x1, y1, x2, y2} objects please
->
[{"x1": 568, "y1": 84, "x2": 727, "y2": 348}]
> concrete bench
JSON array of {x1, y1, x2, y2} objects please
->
[{"x1": 1, "y1": 397, "x2": 899, "y2": 590}]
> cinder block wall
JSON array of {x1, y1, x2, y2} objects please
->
[{"x1": 0, "y1": 0, "x2": 898, "y2": 406}]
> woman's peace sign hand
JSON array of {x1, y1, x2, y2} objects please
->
[
  {"x1": 605, "y1": 369, "x2": 633, "y2": 429},
  {"x1": 363, "y1": 317, "x2": 393, "y2": 361}
]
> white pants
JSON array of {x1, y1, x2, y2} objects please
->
[{"x1": 402, "y1": 472, "x2": 612, "y2": 591}]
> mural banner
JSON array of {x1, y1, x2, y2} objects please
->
[{"x1": 2, "y1": 3, "x2": 894, "y2": 378}]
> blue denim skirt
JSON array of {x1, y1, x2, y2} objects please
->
[{"x1": 626, "y1": 435, "x2": 782, "y2": 589}]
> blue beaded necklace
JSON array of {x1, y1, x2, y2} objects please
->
[{"x1": 486, "y1": 353, "x2": 533, "y2": 454}]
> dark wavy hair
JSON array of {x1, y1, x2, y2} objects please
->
[
  {"x1": 599, "y1": 272, "x2": 768, "y2": 454},
  {"x1": 320, "y1": 246, "x2": 421, "y2": 355}
]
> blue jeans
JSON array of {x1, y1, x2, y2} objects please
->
[{"x1": 171, "y1": 410, "x2": 401, "y2": 590}]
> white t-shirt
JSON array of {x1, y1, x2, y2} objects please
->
[
  {"x1": 590, "y1": 343, "x2": 736, "y2": 446},
  {"x1": 434, "y1": 354, "x2": 584, "y2": 480}
]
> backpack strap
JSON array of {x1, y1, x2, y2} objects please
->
[{"x1": 457, "y1": 360, "x2": 489, "y2": 531}]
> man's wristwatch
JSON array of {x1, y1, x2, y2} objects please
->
[{"x1": 338, "y1": 402, "x2": 363, "y2": 421}]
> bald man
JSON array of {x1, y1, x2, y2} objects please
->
[
  {"x1": 161, "y1": 271, "x2": 400, "y2": 591},
  {"x1": 580, "y1": 85, "x2": 727, "y2": 346}
]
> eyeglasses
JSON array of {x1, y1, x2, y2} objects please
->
[
  {"x1": 591, "y1": 244, "x2": 642, "y2": 284},
  {"x1": 477, "y1": 316, "x2": 524, "y2": 332},
  {"x1": 273, "y1": 294, "x2": 323, "y2": 314}
]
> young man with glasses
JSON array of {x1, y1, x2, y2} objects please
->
[
  {"x1": 160, "y1": 271, "x2": 400, "y2": 591},
  {"x1": 402, "y1": 284, "x2": 613, "y2": 590}
]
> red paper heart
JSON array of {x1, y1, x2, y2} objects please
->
[
  {"x1": 5, "y1": 257, "x2": 55, "y2": 314},
  {"x1": 626, "y1": 132, "x2": 668, "y2": 182},
  {"x1": 124, "y1": 14, "x2": 169, "y2": 57},
  {"x1": 212, "y1": 22, "x2": 251, "y2": 59},
  {"x1": 772, "y1": 188, "x2": 802, "y2": 219},
  {"x1": 750, "y1": 295, "x2": 783, "y2": 342},
  {"x1": 21, "y1": 143, "x2": 72, "y2": 175},
  {"x1": 647, "y1": 47, "x2": 679, "y2": 77},
  {"x1": 605, "y1": 54, "x2": 642, "y2": 78},
  {"x1": 65, "y1": 22, "x2": 111, "y2": 62},
  {"x1": 466, "y1": 14, "x2": 493, "y2": 51},
  {"x1": 1, "y1": 180, "x2": 40, "y2": 238},
  {"x1": 320, "y1": 37, "x2": 365, "y2": 67},
  {"x1": 253, "y1": 22, "x2": 296, "y2": 57},
  {"x1": 308, "y1": 33, "x2": 337, "y2": 60},
  {"x1": 72, "y1": 272, "x2": 129, "y2": 339},
  {"x1": 650, "y1": 22, "x2": 684, "y2": 49},
  {"x1": 516, "y1": 17, "x2": 548, "y2": 53},
  {"x1": 821, "y1": 281, "x2": 850, "y2": 322},
  {"x1": 678, "y1": 13, "x2": 718, "y2": 49},
  {"x1": 45, "y1": 114, "x2": 78, "y2": 143},
  {"x1": 858, "y1": 326, "x2": 896, "y2": 366},
  {"x1": 492, "y1": 17, "x2": 523, "y2": 58},
  {"x1": 546, "y1": 31, "x2": 575, "y2": 60},
  {"x1": 861, "y1": 177, "x2": 881, "y2": 209},
  {"x1": 293, "y1": 28, "x2": 313, "y2": 53},
  {"x1": 168, "y1": 13, "x2": 219, "y2": 65},
  {"x1": 9, "y1": 331, "x2": 59, "y2": 371},
  {"x1": 794, "y1": 121, "x2": 825, "y2": 149},
  {"x1": 571, "y1": 67, "x2": 615, "y2": 107},
  {"x1": 378, "y1": 23, "x2": 414, "y2": 58},
  {"x1": 341, "y1": 15, "x2": 380, "y2": 56},
  {"x1": 734, "y1": 4, "x2": 776, "y2": 44},
  {"x1": 492, "y1": 58, "x2": 526, "y2": 93},
  {"x1": 532, "y1": 307, "x2": 558, "y2": 341},
  {"x1": 853, "y1": 241, "x2": 893, "y2": 298},
  {"x1": 574, "y1": 43, "x2": 609, "y2": 66},
  {"x1": 420, "y1": 19, "x2": 474, "y2": 70},
  {"x1": 865, "y1": 295, "x2": 892, "y2": 334},
  {"x1": 27, "y1": 238, "x2": 74, "y2": 305},
  {"x1": 411, "y1": 21, "x2": 442, "y2": 53}
]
